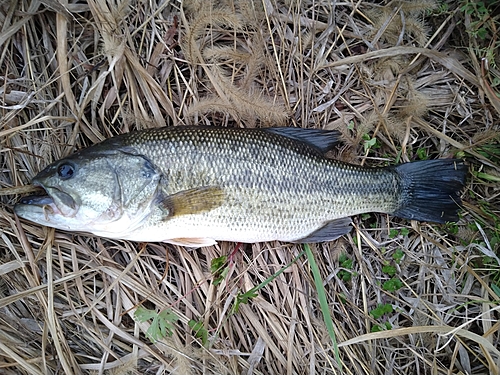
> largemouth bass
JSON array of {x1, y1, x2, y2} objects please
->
[{"x1": 14, "y1": 126, "x2": 467, "y2": 246}]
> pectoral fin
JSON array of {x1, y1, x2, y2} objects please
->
[
  {"x1": 161, "y1": 186, "x2": 225, "y2": 217},
  {"x1": 294, "y1": 217, "x2": 352, "y2": 243}
]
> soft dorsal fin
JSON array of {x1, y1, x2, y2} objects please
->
[
  {"x1": 160, "y1": 186, "x2": 225, "y2": 217},
  {"x1": 263, "y1": 127, "x2": 341, "y2": 153}
]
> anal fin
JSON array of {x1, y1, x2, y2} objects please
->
[{"x1": 294, "y1": 217, "x2": 352, "y2": 243}]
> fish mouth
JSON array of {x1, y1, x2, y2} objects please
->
[{"x1": 15, "y1": 184, "x2": 78, "y2": 219}]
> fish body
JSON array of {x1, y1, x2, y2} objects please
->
[{"x1": 14, "y1": 126, "x2": 467, "y2": 246}]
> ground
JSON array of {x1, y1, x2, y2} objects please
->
[{"x1": 0, "y1": 0, "x2": 499, "y2": 374}]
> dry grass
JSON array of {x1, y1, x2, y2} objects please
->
[{"x1": 1, "y1": 0, "x2": 500, "y2": 374}]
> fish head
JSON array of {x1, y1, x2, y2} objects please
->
[{"x1": 15, "y1": 146, "x2": 163, "y2": 235}]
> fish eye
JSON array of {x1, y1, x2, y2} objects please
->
[{"x1": 57, "y1": 163, "x2": 75, "y2": 180}]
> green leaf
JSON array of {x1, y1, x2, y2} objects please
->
[
  {"x1": 156, "y1": 310, "x2": 177, "y2": 339},
  {"x1": 382, "y1": 264, "x2": 397, "y2": 277},
  {"x1": 134, "y1": 306, "x2": 159, "y2": 322},
  {"x1": 210, "y1": 256, "x2": 227, "y2": 273},
  {"x1": 188, "y1": 320, "x2": 209, "y2": 346},
  {"x1": 339, "y1": 254, "x2": 353, "y2": 269},
  {"x1": 338, "y1": 293, "x2": 347, "y2": 304},
  {"x1": 371, "y1": 321, "x2": 392, "y2": 332},
  {"x1": 233, "y1": 290, "x2": 259, "y2": 313},
  {"x1": 383, "y1": 278, "x2": 403, "y2": 292},
  {"x1": 338, "y1": 254, "x2": 355, "y2": 281},
  {"x1": 338, "y1": 269, "x2": 353, "y2": 282},
  {"x1": 445, "y1": 222, "x2": 459, "y2": 235},
  {"x1": 363, "y1": 136, "x2": 377, "y2": 152},
  {"x1": 370, "y1": 303, "x2": 393, "y2": 319},
  {"x1": 491, "y1": 284, "x2": 500, "y2": 298},
  {"x1": 393, "y1": 249, "x2": 404, "y2": 263},
  {"x1": 134, "y1": 307, "x2": 177, "y2": 343},
  {"x1": 389, "y1": 229, "x2": 398, "y2": 238},
  {"x1": 211, "y1": 256, "x2": 229, "y2": 286},
  {"x1": 460, "y1": 3, "x2": 474, "y2": 14},
  {"x1": 477, "y1": 27, "x2": 488, "y2": 39},
  {"x1": 416, "y1": 147, "x2": 428, "y2": 160},
  {"x1": 371, "y1": 324, "x2": 383, "y2": 332},
  {"x1": 232, "y1": 250, "x2": 305, "y2": 313},
  {"x1": 474, "y1": 171, "x2": 500, "y2": 183}
]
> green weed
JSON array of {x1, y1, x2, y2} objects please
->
[
  {"x1": 134, "y1": 307, "x2": 178, "y2": 343},
  {"x1": 370, "y1": 303, "x2": 394, "y2": 332},
  {"x1": 382, "y1": 263, "x2": 397, "y2": 277},
  {"x1": 372, "y1": 322, "x2": 392, "y2": 332},
  {"x1": 383, "y1": 278, "x2": 403, "y2": 293},
  {"x1": 211, "y1": 255, "x2": 230, "y2": 286},
  {"x1": 232, "y1": 250, "x2": 305, "y2": 313},
  {"x1": 338, "y1": 253, "x2": 356, "y2": 282},
  {"x1": 416, "y1": 147, "x2": 428, "y2": 160},
  {"x1": 370, "y1": 303, "x2": 393, "y2": 319},
  {"x1": 188, "y1": 320, "x2": 209, "y2": 346},
  {"x1": 362, "y1": 133, "x2": 380, "y2": 153},
  {"x1": 392, "y1": 249, "x2": 405, "y2": 263},
  {"x1": 460, "y1": 0, "x2": 497, "y2": 40},
  {"x1": 389, "y1": 227, "x2": 410, "y2": 239}
]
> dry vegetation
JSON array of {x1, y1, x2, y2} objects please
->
[{"x1": 1, "y1": 0, "x2": 500, "y2": 374}]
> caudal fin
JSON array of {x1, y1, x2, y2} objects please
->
[{"x1": 391, "y1": 159, "x2": 467, "y2": 223}]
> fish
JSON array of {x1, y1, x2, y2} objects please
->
[{"x1": 14, "y1": 126, "x2": 467, "y2": 246}]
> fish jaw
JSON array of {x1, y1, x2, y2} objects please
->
[
  {"x1": 14, "y1": 191, "x2": 76, "y2": 231},
  {"x1": 41, "y1": 184, "x2": 79, "y2": 216},
  {"x1": 14, "y1": 173, "x2": 86, "y2": 230}
]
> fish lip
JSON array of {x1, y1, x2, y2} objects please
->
[
  {"x1": 17, "y1": 182, "x2": 78, "y2": 218},
  {"x1": 18, "y1": 194, "x2": 56, "y2": 206}
]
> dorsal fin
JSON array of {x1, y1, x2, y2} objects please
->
[{"x1": 263, "y1": 127, "x2": 341, "y2": 154}]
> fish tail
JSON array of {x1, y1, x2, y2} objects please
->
[{"x1": 391, "y1": 159, "x2": 467, "y2": 223}]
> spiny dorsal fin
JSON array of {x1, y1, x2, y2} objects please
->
[
  {"x1": 161, "y1": 186, "x2": 225, "y2": 217},
  {"x1": 263, "y1": 127, "x2": 341, "y2": 154}
]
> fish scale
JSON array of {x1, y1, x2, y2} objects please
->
[{"x1": 14, "y1": 126, "x2": 467, "y2": 245}]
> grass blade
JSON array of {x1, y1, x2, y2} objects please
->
[{"x1": 304, "y1": 243, "x2": 342, "y2": 370}]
